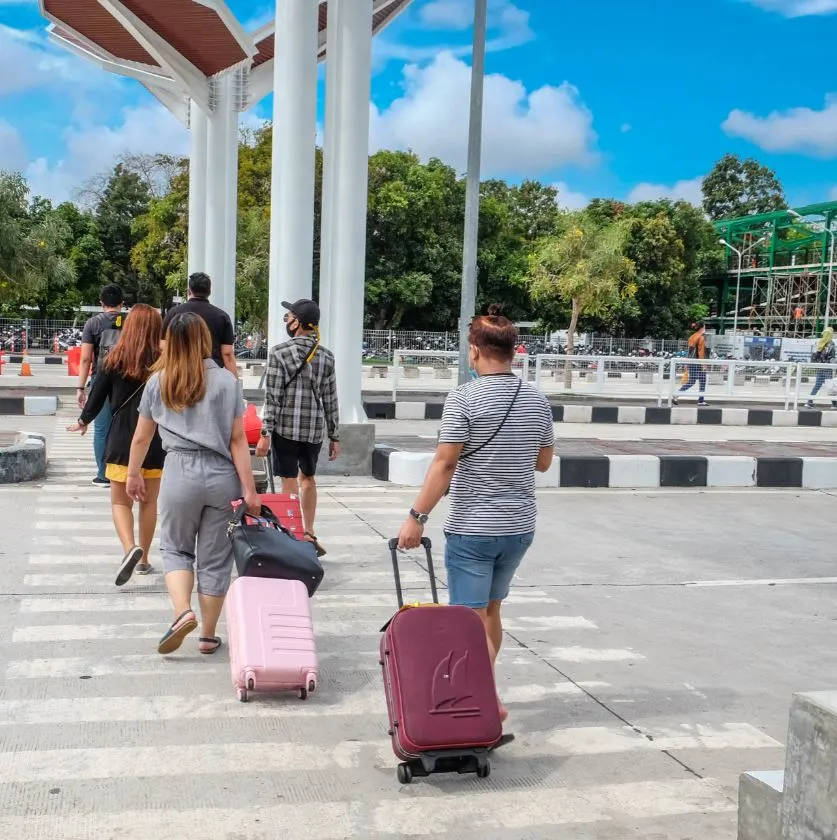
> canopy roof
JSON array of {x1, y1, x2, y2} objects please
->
[{"x1": 42, "y1": 0, "x2": 413, "y2": 116}]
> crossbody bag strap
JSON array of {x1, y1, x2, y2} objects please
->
[
  {"x1": 459, "y1": 377, "x2": 523, "y2": 460},
  {"x1": 111, "y1": 381, "x2": 146, "y2": 418}
]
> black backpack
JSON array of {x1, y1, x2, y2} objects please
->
[{"x1": 96, "y1": 312, "x2": 123, "y2": 362}]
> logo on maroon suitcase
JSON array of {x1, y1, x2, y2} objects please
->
[{"x1": 430, "y1": 650, "x2": 481, "y2": 718}]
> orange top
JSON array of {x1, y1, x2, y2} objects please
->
[{"x1": 688, "y1": 331, "x2": 706, "y2": 360}]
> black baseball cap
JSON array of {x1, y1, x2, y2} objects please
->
[{"x1": 282, "y1": 299, "x2": 320, "y2": 328}]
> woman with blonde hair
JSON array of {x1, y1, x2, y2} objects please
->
[
  {"x1": 127, "y1": 312, "x2": 260, "y2": 656},
  {"x1": 68, "y1": 303, "x2": 165, "y2": 585}
]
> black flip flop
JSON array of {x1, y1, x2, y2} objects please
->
[
  {"x1": 157, "y1": 610, "x2": 198, "y2": 655},
  {"x1": 199, "y1": 637, "x2": 222, "y2": 655},
  {"x1": 115, "y1": 546, "x2": 143, "y2": 587}
]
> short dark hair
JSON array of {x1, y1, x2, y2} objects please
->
[
  {"x1": 469, "y1": 303, "x2": 518, "y2": 362},
  {"x1": 693, "y1": 321, "x2": 705, "y2": 331},
  {"x1": 188, "y1": 272, "x2": 211, "y2": 298},
  {"x1": 100, "y1": 284, "x2": 123, "y2": 307}
]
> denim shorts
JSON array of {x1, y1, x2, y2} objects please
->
[{"x1": 444, "y1": 532, "x2": 535, "y2": 609}]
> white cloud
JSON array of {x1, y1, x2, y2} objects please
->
[
  {"x1": 376, "y1": 0, "x2": 533, "y2": 63},
  {"x1": 0, "y1": 119, "x2": 27, "y2": 172},
  {"x1": 419, "y1": 0, "x2": 473, "y2": 29},
  {"x1": 553, "y1": 182, "x2": 589, "y2": 211},
  {"x1": 369, "y1": 52, "x2": 597, "y2": 177},
  {"x1": 27, "y1": 104, "x2": 188, "y2": 203},
  {"x1": 742, "y1": 0, "x2": 837, "y2": 16},
  {"x1": 0, "y1": 24, "x2": 120, "y2": 99},
  {"x1": 723, "y1": 95, "x2": 837, "y2": 156},
  {"x1": 628, "y1": 177, "x2": 704, "y2": 206}
]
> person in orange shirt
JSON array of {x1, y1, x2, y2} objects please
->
[{"x1": 672, "y1": 322, "x2": 708, "y2": 406}]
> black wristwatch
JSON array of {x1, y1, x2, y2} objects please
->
[
  {"x1": 260, "y1": 428, "x2": 270, "y2": 438},
  {"x1": 409, "y1": 508, "x2": 429, "y2": 525}
]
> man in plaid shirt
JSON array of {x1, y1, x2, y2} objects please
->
[{"x1": 255, "y1": 299, "x2": 340, "y2": 555}]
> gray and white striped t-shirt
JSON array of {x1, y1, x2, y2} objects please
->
[{"x1": 439, "y1": 374, "x2": 554, "y2": 536}]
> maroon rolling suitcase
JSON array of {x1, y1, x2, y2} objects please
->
[{"x1": 379, "y1": 537, "x2": 503, "y2": 784}]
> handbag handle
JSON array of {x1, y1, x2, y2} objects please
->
[{"x1": 230, "y1": 499, "x2": 286, "y2": 532}]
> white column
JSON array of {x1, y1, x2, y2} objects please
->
[
  {"x1": 327, "y1": 0, "x2": 372, "y2": 425},
  {"x1": 222, "y1": 73, "x2": 240, "y2": 325},
  {"x1": 318, "y1": 5, "x2": 342, "y2": 348},
  {"x1": 204, "y1": 87, "x2": 227, "y2": 314},
  {"x1": 268, "y1": 0, "x2": 319, "y2": 350},
  {"x1": 187, "y1": 101, "x2": 208, "y2": 279}
]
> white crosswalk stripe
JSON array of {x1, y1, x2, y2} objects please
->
[{"x1": 0, "y1": 410, "x2": 773, "y2": 838}]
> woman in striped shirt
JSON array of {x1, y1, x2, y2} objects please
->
[{"x1": 398, "y1": 305, "x2": 555, "y2": 722}]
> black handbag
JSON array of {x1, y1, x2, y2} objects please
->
[{"x1": 227, "y1": 502, "x2": 324, "y2": 596}]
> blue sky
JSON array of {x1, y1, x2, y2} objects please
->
[{"x1": 2, "y1": 0, "x2": 837, "y2": 209}]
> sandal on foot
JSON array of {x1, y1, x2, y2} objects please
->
[
  {"x1": 157, "y1": 610, "x2": 198, "y2": 655},
  {"x1": 115, "y1": 546, "x2": 143, "y2": 587},
  {"x1": 304, "y1": 531, "x2": 326, "y2": 557},
  {"x1": 199, "y1": 636, "x2": 222, "y2": 655}
]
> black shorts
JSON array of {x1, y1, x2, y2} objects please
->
[{"x1": 271, "y1": 434, "x2": 323, "y2": 479}]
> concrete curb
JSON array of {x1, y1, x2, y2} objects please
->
[
  {"x1": 2, "y1": 355, "x2": 64, "y2": 364},
  {"x1": 363, "y1": 401, "x2": 837, "y2": 427},
  {"x1": 372, "y1": 445, "x2": 837, "y2": 489},
  {"x1": 0, "y1": 396, "x2": 60, "y2": 416},
  {"x1": 0, "y1": 432, "x2": 47, "y2": 483}
]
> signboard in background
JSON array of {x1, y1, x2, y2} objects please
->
[
  {"x1": 744, "y1": 335, "x2": 780, "y2": 361},
  {"x1": 780, "y1": 337, "x2": 816, "y2": 362},
  {"x1": 708, "y1": 334, "x2": 745, "y2": 359}
]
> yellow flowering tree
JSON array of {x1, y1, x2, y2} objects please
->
[{"x1": 527, "y1": 212, "x2": 636, "y2": 387}]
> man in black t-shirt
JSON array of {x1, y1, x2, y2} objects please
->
[
  {"x1": 78, "y1": 283, "x2": 124, "y2": 487},
  {"x1": 162, "y1": 272, "x2": 237, "y2": 375}
]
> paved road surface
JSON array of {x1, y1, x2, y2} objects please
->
[{"x1": 1, "y1": 410, "x2": 836, "y2": 838}]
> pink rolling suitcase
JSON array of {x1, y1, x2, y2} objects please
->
[{"x1": 225, "y1": 576, "x2": 318, "y2": 703}]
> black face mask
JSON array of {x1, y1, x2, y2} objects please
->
[{"x1": 286, "y1": 320, "x2": 299, "y2": 338}]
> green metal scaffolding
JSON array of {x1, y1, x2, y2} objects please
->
[{"x1": 714, "y1": 201, "x2": 837, "y2": 336}]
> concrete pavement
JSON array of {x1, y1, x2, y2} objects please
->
[{"x1": 1, "y1": 410, "x2": 836, "y2": 838}]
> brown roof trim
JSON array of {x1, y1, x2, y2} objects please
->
[
  {"x1": 251, "y1": 0, "x2": 411, "y2": 69},
  {"x1": 44, "y1": 0, "x2": 158, "y2": 66}
]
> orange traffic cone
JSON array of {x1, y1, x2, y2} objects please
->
[{"x1": 19, "y1": 355, "x2": 33, "y2": 377}]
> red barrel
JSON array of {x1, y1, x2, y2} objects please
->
[
  {"x1": 67, "y1": 345, "x2": 82, "y2": 377},
  {"x1": 243, "y1": 403, "x2": 263, "y2": 445}
]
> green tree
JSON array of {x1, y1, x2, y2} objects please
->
[
  {"x1": 95, "y1": 164, "x2": 152, "y2": 302},
  {"x1": 702, "y1": 153, "x2": 786, "y2": 221},
  {"x1": 527, "y1": 212, "x2": 635, "y2": 385},
  {"x1": 365, "y1": 151, "x2": 464, "y2": 329},
  {"x1": 235, "y1": 206, "x2": 270, "y2": 332},
  {"x1": 0, "y1": 173, "x2": 75, "y2": 314}
]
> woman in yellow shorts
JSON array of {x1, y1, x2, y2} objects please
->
[{"x1": 68, "y1": 304, "x2": 166, "y2": 586}]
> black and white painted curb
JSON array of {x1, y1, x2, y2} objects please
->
[
  {"x1": 1, "y1": 355, "x2": 64, "y2": 365},
  {"x1": 0, "y1": 396, "x2": 59, "y2": 416},
  {"x1": 372, "y1": 445, "x2": 837, "y2": 489},
  {"x1": 364, "y1": 401, "x2": 837, "y2": 427}
]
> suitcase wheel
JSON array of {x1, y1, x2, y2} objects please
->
[
  {"x1": 397, "y1": 763, "x2": 413, "y2": 785},
  {"x1": 306, "y1": 674, "x2": 317, "y2": 694},
  {"x1": 297, "y1": 687, "x2": 308, "y2": 700},
  {"x1": 246, "y1": 671, "x2": 256, "y2": 691},
  {"x1": 237, "y1": 688, "x2": 249, "y2": 703},
  {"x1": 476, "y1": 761, "x2": 491, "y2": 779}
]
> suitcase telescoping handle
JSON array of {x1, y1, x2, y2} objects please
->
[{"x1": 387, "y1": 537, "x2": 439, "y2": 609}]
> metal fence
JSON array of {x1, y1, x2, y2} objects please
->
[
  {"x1": 0, "y1": 318, "x2": 82, "y2": 353},
  {"x1": 371, "y1": 351, "x2": 830, "y2": 409}
]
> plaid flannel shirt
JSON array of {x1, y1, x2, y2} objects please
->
[{"x1": 262, "y1": 336, "x2": 339, "y2": 444}]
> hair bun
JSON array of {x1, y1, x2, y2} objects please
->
[{"x1": 486, "y1": 303, "x2": 504, "y2": 317}]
